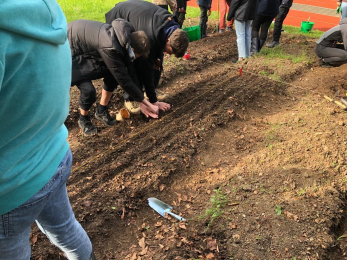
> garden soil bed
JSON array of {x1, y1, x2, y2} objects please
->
[{"x1": 31, "y1": 28, "x2": 347, "y2": 260}]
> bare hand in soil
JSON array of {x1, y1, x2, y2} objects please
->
[
  {"x1": 153, "y1": 101, "x2": 171, "y2": 112},
  {"x1": 140, "y1": 102, "x2": 159, "y2": 118}
]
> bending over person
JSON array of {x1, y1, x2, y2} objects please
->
[
  {"x1": 106, "y1": 0, "x2": 189, "y2": 114},
  {"x1": 69, "y1": 19, "x2": 159, "y2": 136},
  {"x1": 316, "y1": 18, "x2": 347, "y2": 67}
]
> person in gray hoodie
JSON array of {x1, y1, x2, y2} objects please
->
[{"x1": 315, "y1": 18, "x2": 347, "y2": 67}]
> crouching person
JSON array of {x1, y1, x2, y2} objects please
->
[
  {"x1": 69, "y1": 19, "x2": 159, "y2": 136},
  {"x1": 315, "y1": 18, "x2": 347, "y2": 67}
]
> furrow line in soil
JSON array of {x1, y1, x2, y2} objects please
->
[{"x1": 67, "y1": 75, "x2": 287, "y2": 213}]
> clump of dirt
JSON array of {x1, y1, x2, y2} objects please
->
[{"x1": 31, "y1": 27, "x2": 347, "y2": 260}]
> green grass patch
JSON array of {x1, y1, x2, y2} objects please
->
[
  {"x1": 281, "y1": 25, "x2": 323, "y2": 39},
  {"x1": 258, "y1": 46, "x2": 311, "y2": 64},
  {"x1": 58, "y1": 0, "x2": 210, "y2": 23},
  {"x1": 269, "y1": 24, "x2": 323, "y2": 39}
]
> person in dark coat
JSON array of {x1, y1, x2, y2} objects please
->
[
  {"x1": 251, "y1": 0, "x2": 281, "y2": 54},
  {"x1": 266, "y1": 0, "x2": 293, "y2": 48},
  {"x1": 197, "y1": 0, "x2": 212, "y2": 38},
  {"x1": 315, "y1": 18, "x2": 347, "y2": 67},
  {"x1": 227, "y1": 0, "x2": 258, "y2": 62},
  {"x1": 69, "y1": 19, "x2": 159, "y2": 136},
  {"x1": 105, "y1": 0, "x2": 189, "y2": 114}
]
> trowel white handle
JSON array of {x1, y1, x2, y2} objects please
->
[{"x1": 165, "y1": 210, "x2": 186, "y2": 221}]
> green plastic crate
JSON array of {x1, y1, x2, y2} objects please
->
[{"x1": 183, "y1": 26, "x2": 201, "y2": 42}]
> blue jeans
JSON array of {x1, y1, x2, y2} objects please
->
[
  {"x1": 235, "y1": 19, "x2": 252, "y2": 59},
  {"x1": 341, "y1": 3, "x2": 347, "y2": 20},
  {"x1": 0, "y1": 149, "x2": 92, "y2": 260}
]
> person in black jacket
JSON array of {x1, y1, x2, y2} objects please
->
[
  {"x1": 106, "y1": 0, "x2": 189, "y2": 114},
  {"x1": 266, "y1": 0, "x2": 293, "y2": 48},
  {"x1": 315, "y1": 18, "x2": 347, "y2": 67},
  {"x1": 251, "y1": 0, "x2": 281, "y2": 54},
  {"x1": 227, "y1": 0, "x2": 258, "y2": 62},
  {"x1": 69, "y1": 19, "x2": 159, "y2": 136}
]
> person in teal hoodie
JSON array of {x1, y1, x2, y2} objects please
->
[{"x1": 0, "y1": 0, "x2": 95, "y2": 259}]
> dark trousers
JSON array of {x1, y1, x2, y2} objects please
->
[
  {"x1": 272, "y1": 6, "x2": 290, "y2": 42},
  {"x1": 176, "y1": 11, "x2": 186, "y2": 28},
  {"x1": 74, "y1": 72, "x2": 118, "y2": 111},
  {"x1": 315, "y1": 43, "x2": 347, "y2": 66},
  {"x1": 252, "y1": 15, "x2": 275, "y2": 41},
  {"x1": 199, "y1": 6, "x2": 208, "y2": 37},
  {"x1": 123, "y1": 57, "x2": 162, "y2": 102}
]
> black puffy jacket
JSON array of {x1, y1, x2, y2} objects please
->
[
  {"x1": 106, "y1": 0, "x2": 178, "y2": 103},
  {"x1": 68, "y1": 19, "x2": 144, "y2": 102},
  {"x1": 257, "y1": 0, "x2": 281, "y2": 17},
  {"x1": 227, "y1": 0, "x2": 258, "y2": 21}
]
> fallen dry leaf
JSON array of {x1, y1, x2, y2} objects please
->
[
  {"x1": 179, "y1": 222, "x2": 187, "y2": 229},
  {"x1": 206, "y1": 237, "x2": 219, "y2": 252},
  {"x1": 138, "y1": 246, "x2": 148, "y2": 256},
  {"x1": 31, "y1": 234, "x2": 38, "y2": 245},
  {"x1": 228, "y1": 223, "x2": 237, "y2": 229},
  {"x1": 155, "y1": 221, "x2": 162, "y2": 227},
  {"x1": 284, "y1": 211, "x2": 299, "y2": 222},
  {"x1": 82, "y1": 200, "x2": 92, "y2": 207},
  {"x1": 206, "y1": 253, "x2": 215, "y2": 259},
  {"x1": 159, "y1": 184, "x2": 166, "y2": 192},
  {"x1": 139, "y1": 237, "x2": 145, "y2": 249}
]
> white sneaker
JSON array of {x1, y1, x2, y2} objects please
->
[{"x1": 124, "y1": 101, "x2": 141, "y2": 114}]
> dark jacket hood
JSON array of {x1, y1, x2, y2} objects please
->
[{"x1": 111, "y1": 18, "x2": 135, "y2": 52}]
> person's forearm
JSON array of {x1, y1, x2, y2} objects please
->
[{"x1": 141, "y1": 98, "x2": 152, "y2": 106}]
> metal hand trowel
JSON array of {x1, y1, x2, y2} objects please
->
[{"x1": 148, "y1": 197, "x2": 186, "y2": 221}]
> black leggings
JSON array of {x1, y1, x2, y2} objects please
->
[
  {"x1": 252, "y1": 14, "x2": 275, "y2": 40},
  {"x1": 75, "y1": 72, "x2": 118, "y2": 111}
]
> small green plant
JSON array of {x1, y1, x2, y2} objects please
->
[
  {"x1": 337, "y1": 234, "x2": 347, "y2": 241},
  {"x1": 177, "y1": 65, "x2": 185, "y2": 74},
  {"x1": 200, "y1": 187, "x2": 228, "y2": 230},
  {"x1": 275, "y1": 205, "x2": 282, "y2": 215},
  {"x1": 260, "y1": 70, "x2": 268, "y2": 76},
  {"x1": 296, "y1": 188, "x2": 306, "y2": 197}
]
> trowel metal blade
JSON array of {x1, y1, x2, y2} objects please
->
[{"x1": 148, "y1": 197, "x2": 173, "y2": 217}]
